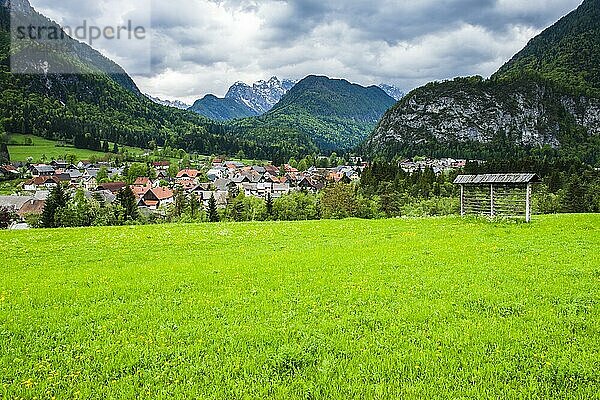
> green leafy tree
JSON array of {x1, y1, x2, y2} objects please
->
[
  {"x1": 117, "y1": 186, "x2": 139, "y2": 221},
  {"x1": 97, "y1": 166, "x2": 109, "y2": 184},
  {"x1": 319, "y1": 183, "x2": 359, "y2": 219},
  {"x1": 126, "y1": 163, "x2": 150, "y2": 184},
  {"x1": 297, "y1": 159, "x2": 308, "y2": 172},
  {"x1": 167, "y1": 164, "x2": 179, "y2": 179},
  {"x1": 55, "y1": 190, "x2": 96, "y2": 227},
  {"x1": 0, "y1": 206, "x2": 13, "y2": 229}
]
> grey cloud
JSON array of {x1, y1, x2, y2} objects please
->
[{"x1": 29, "y1": 0, "x2": 585, "y2": 101}]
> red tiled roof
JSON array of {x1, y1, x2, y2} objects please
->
[
  {"x1": 176, "y1": 169, "x2": 199, "y2": 178},
  {"x1": 25, "y1": 176, "x2": 60, "y2": 186},
  {"x1": 132, "y1": 186, "x2": 149, "y2": 198},
  {"x1": 2, "y1": 165, "x2": 18, "y2": 172},
  {"x1": 151, "y1": 187, "x2": 174, "y2": 200}
]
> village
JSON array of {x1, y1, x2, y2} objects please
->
[{"x1": 0, "y1": 157, "x2": 467, "y2": 228}]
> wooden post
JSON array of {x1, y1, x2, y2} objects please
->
[
  {"x1": 460, "y1": 184, "x2": 464, "y2": 216},
  {"x1": 490, "y1": 184, "x2": 495, "y2": 217},
  {"x1": 526, "y1": 183, "x2": 532, "y2": 223}
]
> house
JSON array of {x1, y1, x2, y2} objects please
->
[
  {"x1": 195, "y1": 190, "x2": 228, "y2": 207},
  {"x1": 85, "y1": 190, "x2": 116, "y2": 205},
  {"x1": 133, "y1": 177, "x2": 153, "y2": 188},
  {"x1": 30, "y1": 164, "x2": 55, "y2": 177},
  {"x1": 298, "y1": 177, "x2": 324, "y2": 192},
  {"x1": 206, "y1": 167, "x2": 227, "y2": 181},
  {"x1": 49, "y1": 160, "x2": 74, "y2": 170},
  {"x1": 82, "y1": 176, "x2": 98, "y2": 191},
  {"x1": 271, "y1": 183, "x2": 291, "y2": 198},
  {"x1": 189, "y1": 183, "x2": 213, "y2": 197},
  {"x1": 214, "y1": 178, "x2": 238, "y2": 192},
  {"x1": 17, "y1": 199, "x2": 45, "y2": 217},
  {"x1": 138, "y1": 187, "x2": 174, "y2": 210},
  {"x1": 264, "y1": 165, "x2": 280, "y2": 176},
  {"x1": 64, "y1": 168, "x2": 83, "y2": 183},
  {"x1": 284, "y1": 164, "x2": 299, "y2": 173},
  {"x1": 96, "y1": 182, "x2": 127, "y2": 194},
  {"x1": 0, "y1": 165, "x2": 19, "y2": 180},
  {"x1": 0, "y1": 196, "x2": 32, "y2": 213},
  {"x1": 132, "y1": 185, "x2": 149, "y2": 199},
  {"x1": 176, "y1": 169, "x2": 200, "y2": 179},
  {"x1": 23, "y1": 176, "x2": 60, "y2": 191},
  {"x1": 152, "y1": 161, "x2": 170, "y2": 170},
  {"x1": 156, "y1": 169, "x2": 169, "y2": 181}
]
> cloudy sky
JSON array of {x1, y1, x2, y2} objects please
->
[{"x1": 30, "y1": 0, "x2": 582, "y2": 104}]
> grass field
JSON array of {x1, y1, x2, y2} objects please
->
[
  {"x1": 1, "y1": 215, "x2": 599, "y2": 399},
  {"x1": 6, "y1": 134, "x2": 145, "y2": 162}
]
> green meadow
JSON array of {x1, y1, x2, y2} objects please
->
[
  {"x1": 6, "y1": 134, "x2": 144, "y2": 162},
  {"x1": 1, "y1": 215, "x2": 599, "y2": 399}
]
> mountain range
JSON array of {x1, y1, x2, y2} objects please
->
[
  {"x1": 188, "y1": 77, "x2": 296, "y2": 121},
  {"x1": 364, "y1": 0, "x2": 600, "y2": 164},
  {"x1": 0, "y1": 0, "x2": 288, "y2": 160},
  {"x1": 188, "y1": 78, "x2": 404, "y2": 122},
  {"x1": 147, "y1": 96, "x2": 190, "y2": 110},
  {"x1": 0, "y1": 0, "x2": 397, "y2": 162},
  {"x1": 230, "y1": 75, "x2": 396, "y2": 154},
  {"x1": 2, "y1": 0, "x2": 600, "y2": 165}
]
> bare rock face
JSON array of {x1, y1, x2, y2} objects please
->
[
  {"x1": 1, "y1": 0, "x2": 31, "y2": 14},
  {"x1": 225, "y1": 77, "x2": 296, "y2": 115},
  {"x1": 364, "y1": 77, "x2": 600, "y2": 157}
]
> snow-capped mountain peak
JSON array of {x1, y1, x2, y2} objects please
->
[
  {"x1": 146, "y1": 95, "x2": 190, "y2": 110},
  {"x1": 378, "y1": 84, "x2": 405, "y2": 101},
  {"x1": 225, "y1": 77, "x2": 297, "y2": 114}
]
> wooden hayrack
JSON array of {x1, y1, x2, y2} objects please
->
[{"x1": 453, "y1": 174, "x2": 541, "y2": 222}]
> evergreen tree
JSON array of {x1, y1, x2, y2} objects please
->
[
  {"x1": 112, "y1": 142, "x2": 119, "y2": 154},
  {"x1": 117, "y1": 186, "x2": 139, "y2": 221},
  {"x1": 207, "y1": 194, "x2": 219, "y2": 222},
  {"x1": 189, "y1": 194, "x2": 200, "y2": 218},
  {"x1": 562, "y1": 175, "x2": 587, "y2": 213},
  {"x1": 41, "y1": 184, "x2": 69, "y2": 228},
  {"x1": 265, "y1": 192, "x2": 274, "y2": 218},
  {"x1": 102, "y1": 141, "x2": 110, "y2": 153},
  {"x1": 0, "y1": 142, "x2": 9, "y2": 164},
  {"x1": 174, "y1": 190, "x2": 188, "y2": 217}
]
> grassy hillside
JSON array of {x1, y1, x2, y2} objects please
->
[
  {"x1": 1, "y1": 215, "x2": 599, "y2": 398},
  {"x1": 6, "y1": 134, "x2": 146, "y2": 162}
]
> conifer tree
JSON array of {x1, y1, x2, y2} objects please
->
[
  {"x1": 189, "y1": 194, "x2": 200, "y2": 218},
  {"x1": 265, "y1": 192, "x2": 274, "y2": 218},
  {"x1": 207, "y1": 194, "x2": 219, "y2": 222},
  {"x1": 41, "y1": 184, "x2": 68, "y2": 228}
]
